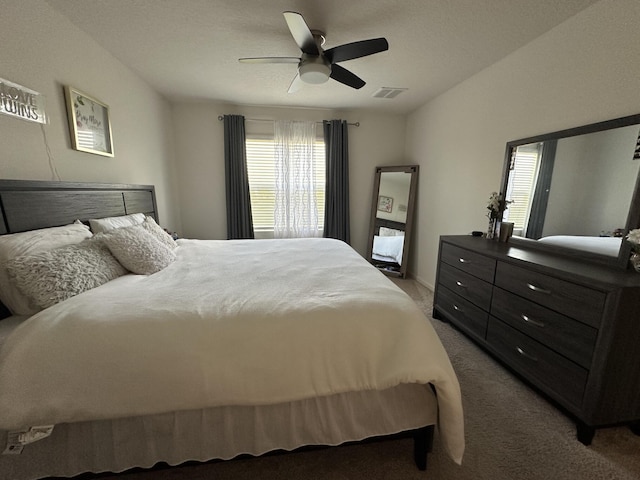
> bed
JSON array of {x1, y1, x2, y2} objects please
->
[
  {"x1": 0, "y1": 180, "x2": 464, "y2": 480},
  {"x1": 538, "y1": 235, "x2": 622, "y2": 257},
  {"x1": 370, "y1": 219, "x2": 407, "y2": 270}
]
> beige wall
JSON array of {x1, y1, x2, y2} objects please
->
[
  {"x1": 405, "y1": 0, "x2": 640, "y2": 288},
  {"x1": 6, "y1": 0, "x2": 639, "y2": 283},
  {"x1": 0, "y1": 0, "x2": 180, "y2": 231},
  {"x1": 172, "y1": 103, "x2": 407, "y2": 257}
]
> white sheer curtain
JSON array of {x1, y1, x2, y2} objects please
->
[{"x1": 274, "y1": 120, "x2": 322, "y2": 238}]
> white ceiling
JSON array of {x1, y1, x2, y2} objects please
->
[{"x1": 46, "y1": 0, "x2": 600, "y2": 115}]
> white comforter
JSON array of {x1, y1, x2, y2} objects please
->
[
  {"x1": 0, "y1": 238, "x2": 464, "y2": 463},
  {"x1": 538, "y1": 235, "x2": 622, "y2": 257}
]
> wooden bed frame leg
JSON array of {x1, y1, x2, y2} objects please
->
[
  {"x1": 413, "y1": 425, "x2": 434, "y2": 471},
  {"x1": 629, "y1": 420, "x2": 640, "y2": 436},
  {"x1": 576, "y1": 421, "x2": 595, "y2": 446}
]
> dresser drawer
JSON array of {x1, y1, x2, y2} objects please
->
[
  {"x1": 487, "y1": 318, "x2": 588, "y2": 409},
  {"x1": 440, "y1": 243, "x2": 496, "y2": 283},
  {"x1": 494, "y1": 262, "x2": 605, "y2": 327},
  {"x1": 438, "y1": 261, "x2": 493, "y2": 311},
  {"x1": 435, "y1": 285, "x2": 489, "y2": 341},
  {"x1": 491, "y1": 287, "x2": 597, "y2": 369}
]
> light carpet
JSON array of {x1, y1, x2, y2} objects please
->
[{"x1": 81, "y1": 278, "x2": 640, "y2": 480}]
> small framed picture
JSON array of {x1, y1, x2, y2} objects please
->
[
  {"x1": 64, "y1": 86, "x2": 114, "y2": 157},
  {"x1": 377, "y1": 195, "x2": 393, "y2": 213}
]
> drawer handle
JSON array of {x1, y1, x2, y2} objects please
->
[
  {"x1": 521, "y1": 314, "x2": 545, "y2": 328},
  {"x1": 516, "y1": 346, "x2": 538, "y2": 362},
  {"x1": 453, "y1": 304, "x2": 464, "y2": 314},
  {"x1": 526, "y1": 283, "x2": 551, "y2": 295},
  {"x1": 455, "y1": 281, "x2": 467, "y2": 288},
  {"x1": 458, "y1": 257, "x2": 470, "y2": 264}
]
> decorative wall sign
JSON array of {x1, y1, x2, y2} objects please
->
[
  {"x1": 377, "y1": 195, "x2": 393, "y2": 213},
  {"x1": 0, "y1": 78, "x2": 47, "y2": 124},
  {"x1": 64, "y1": 86, "x2": 114, "y2": 157}
]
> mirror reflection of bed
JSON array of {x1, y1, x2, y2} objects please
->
[
  {"x1": 367, "y1": 165, "x2": 418, "y2": 278},
  {"x1": 501, "y1": 113, "x2": 640, "y2": 267}
]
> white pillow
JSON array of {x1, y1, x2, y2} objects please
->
[
  {"x1": 379, "y1": 226, "x2": 405, "y2": 237},
  {"x1": 141, "y1": 216, "x2": 178, "y2": 250},
  {"x1": 100, "y1": 224, "x2": 175, "y2": 275},
  {"x1": 0, "y1": 222, "x2": 93, "y2": 315},
  {"x1": 6, "y1": 238, "x2": 128, "y2": 311},
  {"x1": 89, "y1": 213, "x2": 145, "y2": 234}
]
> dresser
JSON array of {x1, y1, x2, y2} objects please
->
[{"x1": 433, "y1": 235, "x2": 640, "y2": 444}]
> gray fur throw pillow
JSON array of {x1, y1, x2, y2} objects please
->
[
  {"x1": 100, "y1": 224, "x2": 175, "y2": 275},
  {"x1": 6, "y1": 238, "x2": 128, "y2": 310}
]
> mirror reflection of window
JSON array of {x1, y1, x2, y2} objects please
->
[{"x1": 504, "y1": 142, "x2": 542, "y2": 237}]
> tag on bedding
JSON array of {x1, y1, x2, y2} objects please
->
[
  {"x1": 3, "y1": 431, "x2": 25, "y2": 454},
  {"x1": 19, "y1": 425, "x2": 54, "y2": 444},
  {"x1": 2, "y1": 425, "x2": 54, "y2": 454}
]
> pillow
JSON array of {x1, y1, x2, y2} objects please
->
[
  {"x1": 100, "y1": 224, "x2": 175, "y2": 275},
  {"x1": 379, "y1": 226, "x2": 405, "y2": 237},
  {"x1": 5, "y1": 238, "x2": 128, "y2": 311},
  {"x1": 141, "y1": 216, "x2": 178, "y2": 250},
  {"x1": 89, "y1": 213, "x2": 145, "y2": 234},
  {"x1": 0, "y1": 222, "x2": 93, "y2": 315}
]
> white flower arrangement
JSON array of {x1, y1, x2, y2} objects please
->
[
  {"x1": 486, "y1": 192, "x2": 511, "y2": 220},
  {"x1": 626, "y1": 228, "x2": 640, "y2": 254}
]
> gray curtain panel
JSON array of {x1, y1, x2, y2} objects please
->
[
  {"x1": 223, "y1": 114, "x2": 255, "y2": 239},
  {"x1": 323, "y1": 119, "x2": 350, "y2": 243},
  {"x1": 526, "y1": 139, "x2": 557, "y2": 239}
]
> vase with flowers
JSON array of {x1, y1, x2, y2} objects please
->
[
  {"x1": 625, "y1": 228, "x2": 640, "y2": 272},
  {"x1": 486, "y1": 192, "x2": 511, "y2": 240}
]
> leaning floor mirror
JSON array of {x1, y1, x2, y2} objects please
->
[{"x1": 366, "y1": 165, "x2": 419, "y2": 278}]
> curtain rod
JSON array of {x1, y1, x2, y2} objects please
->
[{"x1": 217, "y1": 116, "x2": 359, "y2": 127}]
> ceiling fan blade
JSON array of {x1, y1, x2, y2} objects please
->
[
  {"x1": 324, "y1": 38, "x2": 389, "y2": 64},
  {"x1": 287, "y1": 73, "x2": 304, "y2": 94},
  {"x1": 239, "y1": 57, "x2": 300, "y2": 64},
  {"x1": 329, "y1": 64, "x2": 365, "y2": 89},
  {"x1": 283, "y1": 11, "x2": 319, "y2": 55}
]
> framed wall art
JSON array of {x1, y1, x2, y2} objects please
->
[
  {"x1": 64, "y1": 86, "x2": 114, "y2": 157},
  {"x1": 377, "y1": 195, "x2": 393, "y2": 213}
]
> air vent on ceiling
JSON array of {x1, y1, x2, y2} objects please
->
[{"x1": 372, "y1": 87, "x2": 408, "y2": 99}]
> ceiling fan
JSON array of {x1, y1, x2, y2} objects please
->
[{"x1": 239, "y1": 11, "x2": 389, "y2": 93}]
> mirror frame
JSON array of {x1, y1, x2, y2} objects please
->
[
  {"x1": 366, "y1": 165, "x2": 419, "y2": 278},
  {"x1": 500, "y1": 113, "x2": 640, "y2": 270}
]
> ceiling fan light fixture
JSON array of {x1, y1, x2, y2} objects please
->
[
  {"x1": 241, "y1": 12, "x2": 388, "y2": 92},
  {"x1": 299, "y1": 61, "x2": 331, "y2": 84}
]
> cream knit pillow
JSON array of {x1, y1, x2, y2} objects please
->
[
  {"x1": 100, "y1": 224, "x2": 175, "y2": 275},
  {"x1": 141, "y1": 216, "x2": 178, "y2": 250}
]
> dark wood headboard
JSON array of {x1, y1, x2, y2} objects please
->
[
  {"x1": 0, "y1": 179, "x2": 158, "y2": 235},
  {"x1": 373, "y1": 218, "x2": 406, "y2": 235},
  {"x1": 0, "y1": 180, "x2": 158, "y2": 319}
]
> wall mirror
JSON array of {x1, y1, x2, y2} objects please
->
[
  {"x1": 366, "y1": 165, "x2": 419, "y2": 278},
  {"x1": 500, "y1": 113, "x2": 640, "y2": 269}
]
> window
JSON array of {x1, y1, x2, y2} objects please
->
[
  {"x1": 503, "y1": 143, "x2": 542, "y2": 234},
  {"x1": 245, "y1": 137, "x2": 325, "y2": 237}
]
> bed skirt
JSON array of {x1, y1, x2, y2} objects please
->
[{"x1": 0, "y1": 384, "x2": 437, "y2": 480}]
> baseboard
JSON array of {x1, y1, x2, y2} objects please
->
[{"x1": 406, "y1": 273, "x2": 434, "y2": 292}]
